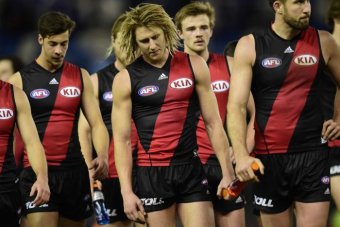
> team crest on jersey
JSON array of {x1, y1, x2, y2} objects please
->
[
  {"x1": 261, "y1": 57, "x2": 282, "y2": 68},
  {"x1": 138, "y1": 85, "x2": 159, "y2": 96},
  {"x1": 0, "y1": 108, "x2": 14, "y2": 120},
  {"x1": 30, "y1": 89, "x2": 50, "y2": 99},
  {"x1": 59, "y1": 86, "x2": 81, "y2": 98},
  {"x1": 102, "y1": 91, "x2": 112, "y2": 102},
  {"x1": 211, "y1": 80, "x2": 229, "y2": 92},
  {"x1": 321, "y1": 176, "x2": 330, "y2": 184},
  {"x1": 293, "y1": 54, "x2": 317, "y2": 66},
  {"x1": 170, "y1": 78, "x2": 193, "y2": 89}
]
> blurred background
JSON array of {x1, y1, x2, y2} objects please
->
[{"x1": 0, "y1": 0, "x2": 332, "y2": 73}]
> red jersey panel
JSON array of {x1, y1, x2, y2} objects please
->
[
  {"x1": 252, "y1": 27, "x2": 327, "y2": 154},
  {"x1": 0, "y1": 81, "x2": 17, "y2": 183},
  {"x1": 196, "y1": 53, "x2": 230, "y2": 164},
  {"x1": 128, "y1": 52, "x2": 200, "y2": 166},
  {"x1": 20, "y1": 61, "x2": 84, "y2": 168}
]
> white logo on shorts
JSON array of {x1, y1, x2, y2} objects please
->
[
  {"x1": 106, "y1": 209, "x2": 118, "y2": 217},
  {"x1": 324, "y1": 188, "x2": 330, "y2": 195},
  {"x1": 254, "y1": 195, "x2": 273, "y2": 207},
  {"x1": 25, "y1": 201, "x2": 48, "y2": 209},
  {"x1": 141, "y1": 197, "x2": 164, "y2": 206},
  {"x1": 235, "y1": 196, "x2": 244, "y2": 203},
  {"x1": 331, "y1": 165, "x2": 340, "y2": 175}
]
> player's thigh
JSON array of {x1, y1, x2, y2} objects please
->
[
  {"x1": 145, "y1": 203, "x2": 176, "y2": 227},
  {"x1": 215, "y1": 208, "x2": 245, "y2": 227},
  {"x1": 27, "y1": 211, "x2": 58, "y2": 227},
  {"x1": 177, "y1": 201, "x2": 214, "y2": 227},
  {"x1": 331, "y1": 176, "x2": 340, "y2": 209},
  {"x1": 295, "y1": 201, "x2": 330, "y2": 227},
  {"x1": 260, "y1": 208, "x2": 293, "y2": 227}
]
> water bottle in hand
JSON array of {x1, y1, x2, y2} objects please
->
[
  {"x1": 222, "y1": 162, "x2": 260, "y2": 199},
  {"x1": 93, "y1": 181, "x2": 110, "y2": 225}
]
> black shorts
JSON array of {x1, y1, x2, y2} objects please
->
[
  {"x1": 135, "y1": 158, "x2": 211, "y2": 212},
  {"x1": 20, "y1": 163, "x2": 92, "y2": 220},
  {"x1": 101, "y1": 178, "x2": 128, "y2": 223},
  {"x1": 0, "y1": 181, "x2": 21, "y2": 227},
  {"x1": 203, "y1": 164, "x2": 245, "y2": 214},
  {"x1": 330, "y1": 146, "x2": 340, "y2": 177},
  {"x1": 254, "y1": 150, "x2": 330, "y2": 214}
]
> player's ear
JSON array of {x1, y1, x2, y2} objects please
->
[
  {"x1": 273, "y1": 1, "x2": 283, "y2": 15},
  {"x1": 38, "y1": 34, "x2": 44, "y2": 45}
]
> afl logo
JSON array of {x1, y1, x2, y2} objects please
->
[
  {"x1": 138, "y1": 86, "x2": 159, "y2": 96},
  {"x1": 211, "y1": 80, "x2": 229, "y2": 92},
  {"x1": 60, "y1": 86, "x2": 81, "y2": 98},
  {"x1": 30, "y1": 89, "x2": 50, "y2": 99},
  {"x1": 0, "y1": 108, "x2": 14, "y2": 120},
  {"x1": 262, "y1": 57, "x2": 282, "y2": 68},
  {"x1": 170, "y1": 78, "x2": 193, "y2": 89},
  {"x1": 294, "y1": 54, "x2": 317, "y2": 66},
  {"x1": 103, "y1": 92, "x2": 112, "y2": 102}
]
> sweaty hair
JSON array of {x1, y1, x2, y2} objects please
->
[
  {"x1": 107, "y1": 13, "x2": 127, "y2": 57},
  {"x1": 328, "y1": 0, "x2": 340, "y2": 31},
  {"x1": 174, "y1": 1, "x2": 216, "y2": 31},
  {"x1": 119, "y1": 3, "x2": 180, "y2": 63},
  {"x1": 38, "y1": 11, "x2": 76, "y2": 38}
]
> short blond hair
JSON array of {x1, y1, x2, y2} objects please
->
[
  {"x1": 120, "y1": 3, "x2": 180, "y2": 63},
  {"x1": 175, "y1": 2, "x2": 216, "y2": 31}
]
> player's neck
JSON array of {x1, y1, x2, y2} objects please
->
[
  {"x1": 36, "y1": 55, "x2": 62, "y2": 73},
  {"x1": 332, "y1": 23, "x2": 340, "y2": 46},
  {"x1": 272, "y1": 20, "x2": 302, "y2": 40},
  {"x1": 184, "y1": 48, "x2": 210, "y2": 62},
  {"x1": 114, "y1": 60, "x2": 125, "y2": 72},
  {"x1": 143, "y1": 49, "x2": 169, "y2": 68}
]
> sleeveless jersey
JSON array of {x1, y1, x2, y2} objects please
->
[
  {"x1": 196, "y1": 53, "x2": 230, "y2": 165},
  {"x1": 20, "y1": 61, "x2": 84, "y2": 168},
  {"x1": 97, "y1": 63, "x2": 138, "y2": 178},
  {"x1": 0, "y1": 81, "x2": 17, "y2": 184},
  {"x1": 318, "y1": 70, "x2": 340, "y2": 147},
  {"x1": 252, "y1": 26, "x2": 327, "y2": 154},
  {"x1": 128, "y1": 51, "x2": 200, "y2": 166}
]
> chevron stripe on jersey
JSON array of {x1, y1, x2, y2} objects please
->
[
  {"x1": 21, "y1": 61, "x2": 83, "y2": 168},
  {"x1": 196, "y1": 53, "x2": 230, "y2": 165},
  {"x1": 253, "y1": 27, "x2": 326, "y2": 154},
  {"x1": 129, "y1": 52, "x2": 199, "y2": 166},
  {"x1": 0, "y1": 81, "x2": 17, "y2": 183}
]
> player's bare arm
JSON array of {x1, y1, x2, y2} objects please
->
[{"x1": 80, "y1": 68, "x2": 109, "y2": 180}]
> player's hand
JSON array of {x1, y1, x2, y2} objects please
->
[
  {"x1": 89, "y1": 155, "x2": 108, "y2": 180},
  {"x1": 322, "y1": 119, "x2": 340, "y2": 140},
  {"x1": 122, "y1": 192, "x2": 147, "y2": 224},
  {"x1": 217, "y1": 175, "x2": 233, "y2": 199},
  {"x1": 235, "y1": 156, "x2": 264, "y2": 182},
  {"x1": 30, "y1": 175, "x2": 50, "y2": 206}
]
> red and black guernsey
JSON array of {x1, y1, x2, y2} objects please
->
[
  {"x1": 252, "y1": 26, "x2": 327, "y2": 154},
  {"x1": 97, "y1": 64, "x2": 138, "y2": 178},
  {"x1": 20, "y1": 61, "x2": 84, "y2": 169},
  {"x1": 318, "y1": 69, "x2": 340, "y2": 147},
  {"x1": 128, "y1": 51, "x2": 200, "y2": 166},
  {"x1": 196, "y1": 53, "x2": 230, "y2": 165},
  {"x1": 0, "y1": 81, "x2": 17, "y2": 185}
]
